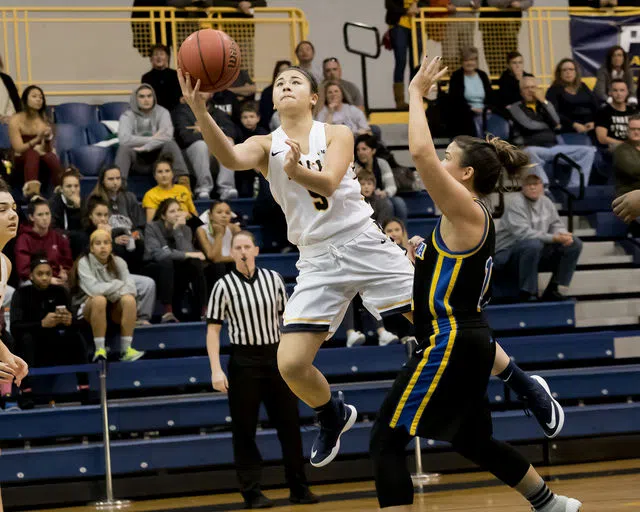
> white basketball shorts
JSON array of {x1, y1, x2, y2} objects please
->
[{"x1": 281, "y1": 223, "x2": 415, "y2": 336}]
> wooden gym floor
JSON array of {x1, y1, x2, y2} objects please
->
[{"x1": 33, "y1": 459, "x2": 640, "y2": 512}]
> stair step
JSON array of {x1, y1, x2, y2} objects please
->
[
  {"x1": 575, "y1": 298, "x2": 640, "y2": 322},
  {"x1": 540, "y1": 268, "x2": 640, "y2": 295}
]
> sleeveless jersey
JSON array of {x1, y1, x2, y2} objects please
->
[
  {"x1": 0, "y1": 254, "x2": 8, "y2": 309},
  {"x1": 412, "y1": 200, "x2": 495, "y2": 343},
  {"x1": 267, "y1": 121, "x2": 373, "y2": 247}
]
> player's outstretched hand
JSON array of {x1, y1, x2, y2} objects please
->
[
  {"x1": 283, "y1": 139, "x2": 302, "y2": 179},
  {"x1": 613, "y1": 189, "x2": 640, "y2": 224},
  {"x1": 408, "y1": 55, "x2": 448, "y2": 99},
  {"x1": 177, "y1": 69, "x2": 207, "y2": 114}
]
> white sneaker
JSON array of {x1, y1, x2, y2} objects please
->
[
  {"x1": 535, "y1": 495, "x2": 582, "y2": 512},
  {"x1": 220, "y1": 189, "x2": 238, "y2": 200},
  {"x1": 401, "y1": 336, "x2": 417, "y2": 345},
  {"x1": 346, "y1": 330, "x2": 366, "y2": 348},
  {"x1": 196, "y1": 191, "x2": 211, "y2": 199},
  {"x1": 378, "y1": 329, "x2": 399, "y2": 346}
]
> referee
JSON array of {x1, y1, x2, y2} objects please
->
[{"x1": 206, "y1": 231, "x2": 318, "y2": 509}]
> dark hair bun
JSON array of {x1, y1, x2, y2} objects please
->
[{"x1": 487, "y1": 136, "x2": 530, "y2": 178}]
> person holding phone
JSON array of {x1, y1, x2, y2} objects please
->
[{"x1": 10, "y1": 254, "x2": 89, "y2": 406}]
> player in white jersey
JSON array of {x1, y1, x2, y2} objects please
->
[
  {"x1": 0, "y1": 177, "x2": 29, "y2": 512},
  {"x1": 179, "y1": 66, "x2": 414, "y2": 467}
]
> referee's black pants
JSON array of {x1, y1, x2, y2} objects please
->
[{"x1": 227, "y1": 344, "x2": 309, "y2": 501}]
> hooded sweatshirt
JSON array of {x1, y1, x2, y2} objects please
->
[
  {"x1": 15, "y1": 225, "x2": 73, "y2": 281},
  {"x1": 73, "y1": 253, "x2": 136, "y2": 306},
  {"x1": 118, "y1": 84, "x2": 174, "y2": 152}
]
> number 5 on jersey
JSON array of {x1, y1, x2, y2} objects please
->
[{"x1": 302, "y1": 159, "x2": 328, "y2": 211}]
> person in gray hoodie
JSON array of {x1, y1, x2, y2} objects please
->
[
  {"x1": 493, "y1": 166, "x2": 583, "y2": 302},
  {"x1": 115, "y1": 83, "x2": 188, "y2": 181},
  {"x1": 71, "y1": 229, "x2": 145, "y2": 362}
]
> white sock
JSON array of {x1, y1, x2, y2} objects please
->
[
  {"x1": 94, "y1": 337, "x2": 105, "y2": 351},
  {"x1": 121, "y1": 336, "x2": 133, "y2": 352}
]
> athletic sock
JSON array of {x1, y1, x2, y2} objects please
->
[
  {"x1": 94, "y1": 337, "x2": 105, "y2": 351},
  {"x1": 497, "y1": 360, "x2": 538, "y2": 399},
  {"x1": 314, "y1": 397, "x2": 340, "y2": 429},
  {"x1": 121, "y1": 336, "x2": 133, "y2": 352},
  {"x1": 525, "y1": 479, "x2": 555, "y2": 510}
]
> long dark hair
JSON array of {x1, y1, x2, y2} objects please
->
[
  {"x1": 323, "y1": 80, "x2": 350, "y2": 106},
  {"x1": 153, "y1": 198, "x2": 180, "y2": 222},
  {"x1": 90, "y1": 165, "x2": 126, "y2": 203},
  {"x1": 553, "y1": 58, "x2": 582, "y2": 89},
  {"x1": 454, "y1": 136, "x2": 529, "y2": 197},
  {"x1": 606, "y1": 45, "x2": 629, "y2": 73},
  {"x1": 271, "y1": 60, "x2": 292, "y2": 84},
  {"x1": 21, "y1": 85, "x2": 48, "y2": 121},
  {"x1": 83, "y1": 195, "x2": 110, "y2": 230}
]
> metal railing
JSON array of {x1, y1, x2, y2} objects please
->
[
  {"x1": 411, "y1": 6, "x2": 640, "y2": 89},
  {"x1": 0, "y1": 6, "x2": 308, "y2": 97}
]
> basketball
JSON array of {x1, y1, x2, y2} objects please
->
[{"x1": 178, "y1": 29, "x2": 241, "y2": 93}]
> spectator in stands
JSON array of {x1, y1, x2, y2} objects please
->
[
  {"x1": 316, "y1": 81, "x2": 370, "y2": 136},
  {"x1": 322, "y1": 57, "x2": 364, "y2": 110},
  {"x1": 383, "y1": 217, "x2": 409, "y2": 251},
  {"x1": 343, "y1": 294, "x2": 400, "y2": 348},
  {"x1": 141, "y1": 155, "x2": 201, "y2": 232},
  {"x1": 89, "y1": 165, "x2": 146, "y2": 245},
  {"x1": 144, "y1": 198, "x2": 207, "y2": 322},
  {"x1": 70, "y1": 229, "x2": 144, "y2": 361},
  {"x1": 447, "y1": 46, "x2": 493, "y2": 137},
  {"x1": 141, "y1": 44, "x2": 182, "y2": 112},
  {"x1": 49, "y1": 167, "x2": 87, "y2": 258},
  {"x1": 228, "y1": 69, "x2": 257, "y2": 106},
  {"x1": 497, "y1": 51, "x2": 533, "y2": 111},
  {"x1": 509, "y1": 75, "x2": 595, "y2": 186},
  {"x1": 15, "y1": 197, "x2": 72, "y2": 286},
  {"x1": 479, "y1": 0, "x2": 532, "y2": 77},
  {"x1": 595, "y1": 79, "x2": 635, "y2": 148},
  {"x1": 614, "y1": 114, "x2": 640, "y2": 198},
  {"x1": 172, "y1": 94, "x2": 216, "y2": 199},
  {"x1": 385, "y1": 0, "x2": 429, "y2": 109},
  {"x1": 235, "y1": 102, "x2": 268, "y2": 197},
  {"x1": 196, "y1": 201, "x2": 240, "y2": 295},
  {"x1": 206, "y1": 230, "x2": 317, "y2": 509},
  {"x1": 10, "y1": 255, "x2": 89, "y2": 406},
  {"x1": 295, "y1": 41, "x2": 322, "y2": 84},
  {"x1": 209, "y1": 88, "x2": 242, "y2": 125},
  {"x1": 546, "y1": 59, "x2": 599, "y2": 137},
  {"x1": 259, "y1": 60, "x2": 291, "y2": 130},
  {"x1": 355, "y1": 134, "x2": 408, "y2": 224},
  {"x1": 9, "y1": 85, "x2": 64, "y2": 198},
  {"x1": 252, "y1": 174, "x2": 290, "y2": 253},
  {"x1": 116, "y1": 84, "x2": 189, "y2": 183},
  {"x1": 442, "y1": 1, "x2": 480, "y2": 73},
  {"x1": 594, "y1": 45, "x2": 637, "y2": 105},
  {"x1": 494, "y1": 166, "x2": 582, "y2": 302},
  {"x1": 83, "y1": 196, "x2": 156, "y2": 325},
  {"x1": 358, "y1": 171, "x2": 393, "y2": 226},
  {"x1": 0, "y1": 54, "x2": 20, "y2": 123}
]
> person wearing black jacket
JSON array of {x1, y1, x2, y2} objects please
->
[
  {"x1": 10, "y1": 255, "x2": 89, "y2": 405},
  {"x1": 385, "y1": 0, "x2": 430, "y2": 109},
  {"x1": 49, "y1": 167, "x2": 87, "y2": 258},
  {"x1": 497, "y1": 51, "x2": 533, "y2": 112},
  {"x1": 0, "y1": 55, "x2": 20, "y2": 123},
  {"x1": 447, "y1": 46, "x2": 494, "y2": 137},
  {"x1": 141, "y1": 44, "x2": 183, "y2": 112}
]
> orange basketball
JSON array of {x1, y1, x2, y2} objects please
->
[{"x1": 178, "y1": 29, "x2": 241, "y2": 93}]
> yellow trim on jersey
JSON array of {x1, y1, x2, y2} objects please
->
[
  {"x1": 431, "y1": 202, "x2": 490, "y2": 259},
  {"x1": 409, "y1": 258, "x2": 462, "y2": 435},
  {"x1": 284, "y1": 317, "x2": 333, "y2": 325},
  {"x1": 389, "y1": 255, "x2": 444, "y2": 428},
  {"x1": 378, "y1": 297, "x2": 412, "y2": 312}
]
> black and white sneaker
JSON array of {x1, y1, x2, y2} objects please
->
[
  {"x1": 527, "y1": 375, "x2": 565, "y2": 439},
  {"x1": 310, "y1": 397, "x2": 357, "y2": 468}
]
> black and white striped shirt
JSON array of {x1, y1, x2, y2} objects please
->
[{"x1": 207, "y1": 268, "x2": 287, "y2": 346}]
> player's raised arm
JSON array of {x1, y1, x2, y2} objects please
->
[
  {"x1": 178, "y1": 70, "x2": 267, "y2": 172},
  {"x1": 408, "y1": 56, "x2": 483, "y2": 226}
]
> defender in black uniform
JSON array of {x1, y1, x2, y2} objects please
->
[{"x1": 370, "y1": 56, "x2": 583, "y2": 512}]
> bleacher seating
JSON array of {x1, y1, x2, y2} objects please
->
[
  {"x1": 68, "y1": 145, "x2": 114, "y2": 176},
  {"x1": 0, "y1": 123, "x2": 10, "y2": 149},
  {"x1": 53, "y1": 102, "x2": 99, "y2": 127},
  {"x1": 98, "y1": 101, "x2": 129, "y2": 121},
  {"x1": 54, "y1": 123, "x2": 88, "y2": 164}
]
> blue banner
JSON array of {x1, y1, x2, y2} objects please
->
[{"x1": 570, "y1": 14, "x2": 640, "y2": 77}]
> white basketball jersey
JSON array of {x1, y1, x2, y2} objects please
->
[
  {"x1": 267, "y1": 121, "x2": 373, "y2": 247},
  {"x1": 0, "y1": 254, "x2": 8, "y2": 308}
]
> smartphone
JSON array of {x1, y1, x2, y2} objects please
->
[{"x1": 56, "y1": 305, "x2": 66, "y2": 313}]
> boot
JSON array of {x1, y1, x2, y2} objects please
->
[
  {"x1": 22, "y1": 180, "x2": 41, "y2": 199},
  {"x1": 393, "y1": 82, "x2": 409, "y2": 110}
]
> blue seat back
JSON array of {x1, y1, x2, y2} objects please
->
[
  {"x1": 86, "y1": 122, "x2": 112, "y2": 144},
  {"x1": 475, "y1": 113, "x2": 510, "y2": 140},
  {"x1": 0, "y1": 124, "x2": 10, "y2": 149},
  {"x1": 54, "y1": 123, "x2": 87, "y2": 158},
  {"x1": 68, "y1": 145, "x2": 113, "y2": 176},
  {"x1": 53, "y1": 102, "x2": 98, "y2": 127},
  {"x1": 99, "y1": 102, "x2": 129, "y2": 121}
]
